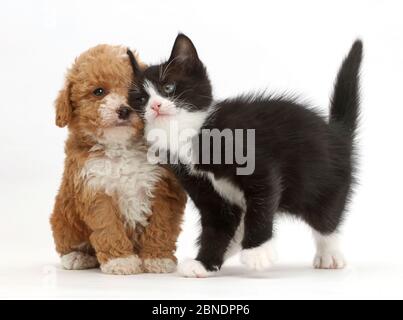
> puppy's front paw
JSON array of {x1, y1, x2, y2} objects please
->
[
  {"x1": 143, "y1": 258, "x2": 177, "y2": 274},
  {"x1": 314, "y1": 251, "x2": 346, "y2": 269},
  {"x1": 178, "y1": 259, "x2": 211, "y2": 278},
  {"x1": 61, "y1": 251, "x2": 99, "y2": 270},
  {"x1": 101, "y1": 255, "x2": 143, "y2": 275},
  {"x1": 240, "y1": 241, "x2": 278, "y2": 271}
]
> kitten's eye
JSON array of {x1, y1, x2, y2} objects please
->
[
  {"x1": 129, "y1": 92, "x2": 148, "y2": 106},
  {"x1": 93, "y1": 88, "x2": 106, "y2": 97},
  {"x1": 136, "y1": 96, "x2": 147, "y2": 104},
  {"x1": 163, "y1": 83, "x2": 176, "y2": 95}
]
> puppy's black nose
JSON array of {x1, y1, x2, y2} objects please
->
[{"x1": 117, "y1": 105, "x2": 132, "y2": 120}]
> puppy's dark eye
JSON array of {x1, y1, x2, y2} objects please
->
[
  {"x1": 93, "y1": 88, "x2": 106, "y2": 97},
  {"x1": 163, "y1": 83, "x2": 176, "y2": 95}
]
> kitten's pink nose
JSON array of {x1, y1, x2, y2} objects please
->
[{"x1": 151, "y1": 102, "x2": 162, "y2": 113}]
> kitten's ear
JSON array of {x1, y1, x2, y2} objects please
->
[
  {"x1": 169, "y1": 33, "x2": 200, "y2": 65},
  {"x1": 55, "y1": 80, "x2": 72, "y2": 128},
  {"x1": 127, "y1": 49, "x2": 146, "y2": 78}
]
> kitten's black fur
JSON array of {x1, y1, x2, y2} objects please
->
[{"x1": 128, "y1": 35, "x2": 362, "y2": 272}]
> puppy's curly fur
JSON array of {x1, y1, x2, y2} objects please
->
[{"x1": 50, "y1": 45, "x2": 186, "y2": 275}]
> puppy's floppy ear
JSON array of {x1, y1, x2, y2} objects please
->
[{"x1": 55, "y1": 80, "x2": 72, "y2": 128}]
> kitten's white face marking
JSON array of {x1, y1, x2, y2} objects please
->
[
  {"x1": 144, "y1": 81, "x2": 178, "y2": 121},
  {"x1": 143, "y1": 80, "x2": 208, "y2": 162}
]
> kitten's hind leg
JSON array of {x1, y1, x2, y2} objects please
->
[
  {"x1": 303, "y1": 186, "x2": 349, "y2": 270},
  {"x1": 312, "y1": 230, "x2": 346, "y2": 269}
]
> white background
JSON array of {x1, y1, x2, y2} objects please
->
[{"x1": 1, "y1": 0, "x2": 402, "y2": 300}]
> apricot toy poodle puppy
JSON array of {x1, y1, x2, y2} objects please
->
[{"x1": 50, "y1": 45, "x2": 186, "y2": 275}]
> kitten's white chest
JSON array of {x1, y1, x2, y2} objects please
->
[{"x1": 81, "y1": 142, "x2": 161, "y2": 230}]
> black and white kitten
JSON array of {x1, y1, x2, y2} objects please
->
[{"x1": 127, "y1": 35, "x2": 362, "y2": 277}]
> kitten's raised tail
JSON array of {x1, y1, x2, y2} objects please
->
[{"x1": 330, "y1": 40, "x2": 363, "y2": 138}]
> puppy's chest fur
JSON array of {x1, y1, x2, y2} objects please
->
[{"x1": 81, "y1": 140, "x2": 162, "y2": 230}]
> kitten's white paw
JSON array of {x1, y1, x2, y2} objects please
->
[
  {"x1": 61, "y1": 251, "x2": 99, "y2": 270},
  {"x1": 314, "y1": 251, "x2": 346, "y2": 269},
  {"x1": 101, "y1": 255, "x2": 143, "y2": 275},
  {"x1": 143, "y1": 258, "x2": 177, "y2": 274},
  {"x1": 240, "y1": 241, "x2": 278, "y2": 271},
  {"x1": 178, "y1": 259, "x2": 210, "y2": 278}
]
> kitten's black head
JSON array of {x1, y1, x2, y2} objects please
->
[
  {"x1": 147, "y1": 34, "x2": 212, "y2": 111},
  {"x1": 128, "y1": 34, "x2": 213, "y2": 115}
]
